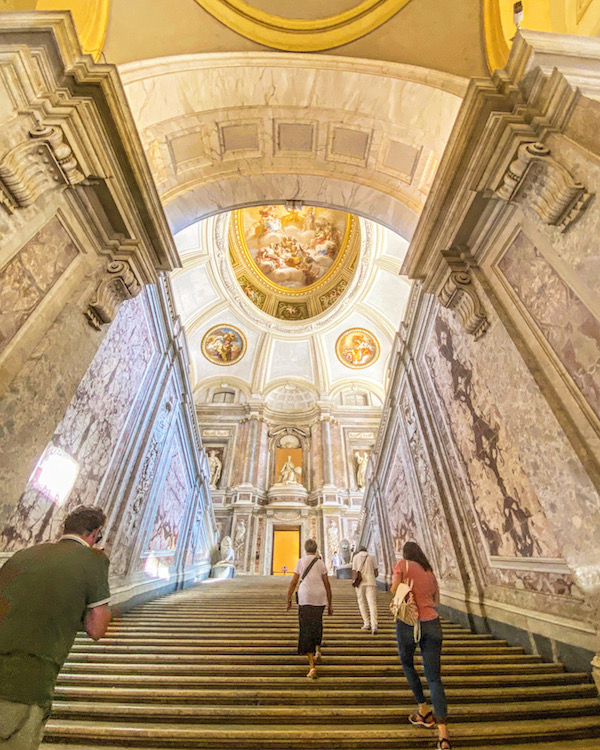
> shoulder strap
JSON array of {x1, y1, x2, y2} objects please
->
[{"x1": 301, "y1": 556, "x2": 320, "y2": 581}]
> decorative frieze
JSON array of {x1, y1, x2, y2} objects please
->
[
  {"x1": 495, "y1": 141, "x2": 592, "y2": 232},
  {"x1": 86, "y1": 260, "x2": 142, "y2": 329}
]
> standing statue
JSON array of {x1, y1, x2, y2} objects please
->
[
  {"x1": 355, "y1": 450, "x2": 369, "y2": 488},
  {"x1": 278, "y1": 455, "x2": 302, "y2": 485},
  {"x1": 208, "y1": 450, "x2": 222, "y2": 488}
]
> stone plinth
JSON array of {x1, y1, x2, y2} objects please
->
[{"x1": 267, "y1": 483, "x2": 308, "y2": 505}]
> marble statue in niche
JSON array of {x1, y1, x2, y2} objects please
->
[
  {"x1": 208, "y1": 449, "x2": 223, "y2": 487},
  {"x1": 355, "y1": 450, "x2": 369, "y2": 488},
  {"x1": 278, "y1": 455, "x2": 302, "y2": 485}
]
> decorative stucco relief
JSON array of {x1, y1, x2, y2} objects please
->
[
  {"x1": 147, "y1": 440, "x2": 191, "y2": 560},
  {"x1": 424, "y1": 308, "x2": 561, "y2": 561},
  {"x1": 0, "y1": 217, "x2": 78, "y2": 354},
  {"x1": 498, "y1": 231, "x2": 600, "y2": 422},
  {"x1": 380, "y1": 446, "x2": 419, "y2": 557},
  {"x1": 0, "y1": 293, "x2": 157, "y2": 551},
  {"x1": 110, "y1": 386, "x2": 176, "y2": 577}
]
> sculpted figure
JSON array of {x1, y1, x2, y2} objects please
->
[
  {"x1": 208, "y1": 450, "x2": 222, "y2": 488},
  {"x1": 340, "y1": 538, "x2": 352, "y2": 565},
  {"x1": 326, "y1": 520, "x2": 340, "y2": 557},
  {"x1": 278, "y1": 455, "x2": 302, "y2": 485},
  {"x1": 216, "y1": 535, "x2": 234, "y2": 565},
  {"x1": 356, "y1": 451, "x2": 369, "y2": 488}
]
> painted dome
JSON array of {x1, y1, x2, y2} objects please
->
[{"x1": 229, "y1": 205, "x2": 359, "y2": 321}]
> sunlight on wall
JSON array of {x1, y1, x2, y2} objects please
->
[{"x1": 29, "y1": 445, "x2": 79, "y2": 506}]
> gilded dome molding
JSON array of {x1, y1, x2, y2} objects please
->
[{"x1": 191, "y1": 0, "x2": 415, "y2": 52}]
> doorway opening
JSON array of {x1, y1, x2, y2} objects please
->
[{"x1": 271, "y1": 527, "x2": 301, "y2": 576}]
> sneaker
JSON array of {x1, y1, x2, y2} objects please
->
[
  {"x1": 408, "y1": 711, "x2": 435, "y2": 728},
  {"x1": 315, "y1": 649, "x2": 322, "y2": 662},
  {"x1": 372, "y1": 628, "x2": 378, "y2": 635},
  {"x1": 361, "y1": 625, "x2": 370, "y2": 631},
  {"x1": 307, "y1": 668, "x2": 318, "y2": 679}
]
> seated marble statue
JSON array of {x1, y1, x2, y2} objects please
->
[
  {"x1": 278, "y1": 455, "x2": 302, "y2": 485},
  {"x1": 210, "y1": 535, "x2": 235, "y2": 578}
]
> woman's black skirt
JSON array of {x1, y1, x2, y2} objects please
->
[{"x1": 297, "y1": 604, "x2": 325, "y2": 654}]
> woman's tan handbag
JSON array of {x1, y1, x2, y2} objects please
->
[{"x1": 389, "y1": 560, "x2": 420, "y2": 640}]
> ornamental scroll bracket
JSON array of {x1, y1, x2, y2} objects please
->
[
  {"x1": 495, "y1": 141, "x2": 592, "y2": 232},
  {"x1": 86, "y1": 260, "x2": 142, "y2": 330},
  {"x1": 0, "y1": 125, "x2": 87, "y2": 214},
  {"x1": 438, "y1": 254, "x2": 489, "y2": 340}
]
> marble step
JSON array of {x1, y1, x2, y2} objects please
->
[
  {"x1": 40, "y1": 716, "x2": 600, "y2": 748},
  {"x1": 53, "y1": 682, "x2": 599, "y2": 705},
  {"x1": 49, "y1": 698, "x2": 600, "y2": 724},
  {"x1": 73, "y1": 634, "x2": 508, "y2": 655},
  {"x1": 63, "y1": 652, "x2": 543, "y2": 666},
  {"x1": 67, "y1": 643, "x2": 530, "y2": 658},
  {"x1": 58, "y1": 661, "x2": 568, "y2": 677},
  {"x1": 55, "y1": 671, "x2": 593, "y2": 689}
]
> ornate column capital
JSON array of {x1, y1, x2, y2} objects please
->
[{"x1": 86, "y1": 260, "x2": 142, "y2": 329}]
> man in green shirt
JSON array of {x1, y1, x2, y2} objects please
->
[{"x1": 0, "y1": 506, "x2": 111, "y2": 750}]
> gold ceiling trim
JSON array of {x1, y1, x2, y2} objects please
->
[{"x1": 192, "y1": 0, "x2": 414, "y2": 51}]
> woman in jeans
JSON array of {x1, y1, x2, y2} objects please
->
[{"x1": 391, "y1": 541, "x2": 451, "y2": 750}]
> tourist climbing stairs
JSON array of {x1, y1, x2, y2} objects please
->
[{"x1": 43, "y1": 576, "x2": 600, "y2": 749}]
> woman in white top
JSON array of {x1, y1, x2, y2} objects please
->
[{"x1": 286, "y1": 538, "x2": 333, "y2": 678}]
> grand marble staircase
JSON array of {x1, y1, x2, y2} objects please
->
[{"x1": 43, "y1": 576, "x2": 600, "y2": 749}]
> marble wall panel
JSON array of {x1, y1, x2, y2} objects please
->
[
  {"x1": 498, "y1": 230, "x2": 600, "y2": 421},
  {"x1": 0, "y1": 218, "x2": 78, "y2": 355},
  {"x1": 0, "y1": 293, "x2": 158, "y2": 551},
  {"x1": 423, "y1": 308, "x2": 561, "y2": 560},
  {"x1": 399, "y1": 388, "x2": 461, "y2": 583},
  {"x1": 110, "y1": 384, "x2": 176, "y2": 577},
  {"x1": 147, "y1": 439, "x2": 190, "y2": 557},
  {"x1": 380, "y1": 441, "x2": 420, "y2": 557}
]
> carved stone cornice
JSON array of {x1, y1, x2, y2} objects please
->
[
  {"x1": 495, "y1": 141, "x2": 592, "y2": 231},
  {"x1": 437, "y1": 255, "x2": 489, "y2": 340},
  {"x1": 86, "y1": 260, "x2": 142, "y2": 330}
]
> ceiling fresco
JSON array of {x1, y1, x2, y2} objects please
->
[{"x1": 229, "y1": 205, "x2": 359, "y2": 321}]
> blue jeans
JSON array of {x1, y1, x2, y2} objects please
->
[{"x1": 396, "y1": 618, "x2": 448, "y2": 722}]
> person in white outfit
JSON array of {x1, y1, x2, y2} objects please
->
[{"x1": 352, "y1": 546, "x2": 379, "y2": 634}]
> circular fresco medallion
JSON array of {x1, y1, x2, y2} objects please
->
[
  {"x1": 335, "y1": 328, "x2": 380, "y2": 369},
  {"x1": 201, "y1": 325, "x2": 246, "y2": 366}
]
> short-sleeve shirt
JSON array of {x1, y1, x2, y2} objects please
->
[
  {"x1": 393, "y1": 559, "x2": 439, "y2": 621},
  {"x1": 294, "y1": 555, "x2": 328, "y2": 606},
  {"x1": 0, "y1": 537, "x2": 110, "y2": 709},
  {"x1": 352, "y1": 551, "x2": 378, "y2": 587}
]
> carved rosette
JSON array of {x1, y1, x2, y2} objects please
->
[
  {"x1": 438, "y1": 268, "x2": 489, "y2": 339},
  {"x1": 0, "y1": 125, "x2": 87, "y2": 214},
  {"x1": 495, "y1": 142, "x2": 592, "y2": 232},
  {"x1": 86, "y1": 260, "x2": 142, "y2": 329}
]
